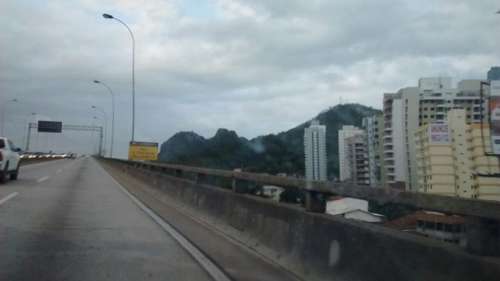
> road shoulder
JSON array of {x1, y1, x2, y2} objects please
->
[{"x1": 99, "y1": 161, "x2": 301, "y2": 281}]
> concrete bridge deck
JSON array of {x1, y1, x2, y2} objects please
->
[
  {"x1": 2, "y1": 156, "x2": 500, "y2": 281},
  {"x1": 0, "y1": 157, "x2": 296, "y2": 281},
  {"x1": 99, "y1": 158, "x2": 500, "y2": 281}
]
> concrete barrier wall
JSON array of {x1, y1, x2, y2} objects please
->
[{"x1": 111, "y1": 161, "x2": 500, "y2": 281}]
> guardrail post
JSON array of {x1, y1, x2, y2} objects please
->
[
  {"x1": 232, "y1": 179, "x2": 249, "y2": 193},
  {"x1": 304, "y1": 191, "x2": 326, "y2": 213},
  {"x1": 465, "y1": 217, "x2": 500, "y2": 256}
]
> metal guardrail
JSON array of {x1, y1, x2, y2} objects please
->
[{"x1": 109, "y1": 158, "x2": 500, "y2": 221}]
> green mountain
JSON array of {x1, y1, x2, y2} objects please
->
[{"x1": 158, "y1": 103, "x2": 381, "y2": 178}]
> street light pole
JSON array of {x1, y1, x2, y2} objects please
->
[
  {"x1": 92, "y1": 105, "x2": 108, "y2": 157},
  {"x1": 102, "y1": 13, "x2": 136, "y2": 143},
  {"x1": 93, "y1": 80, "x2": 115, "y2": 158},
  {"x1": 92, "y1": 116, "x2": 104, "y2": 157},
  {"x1": 92, "y1": 116, "x2": 106, "y2": 157},
  {"x1": 24, "y1": 112, "x2": 36, "y2": 151},
  {"x1": 1, "y1": 98, "x2": 18, "y2": 136}
]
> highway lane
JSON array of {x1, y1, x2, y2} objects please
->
[
  {"x1": 0, "y1": 157, "x2": 216, "y2": 281},
  {"x1": 0, "y1": 159, "x2": 70, "y2": 200}
]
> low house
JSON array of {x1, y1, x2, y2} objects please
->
[
  {"x1": 260, "y1": 185, "x2": 285, "y2": 202},
  {"x1": 326, "y1": 197, "x2": 385, "y2": 223}
]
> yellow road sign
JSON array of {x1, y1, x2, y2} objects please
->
[{"x1": 128, "y1": 141, "x2": 158, "y2": 161}]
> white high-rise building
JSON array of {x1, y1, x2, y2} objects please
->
[
  {"x1": 338, "y1": 125, "x2": 364, "y2": 182},
  {"x1": 382, "y1": 77, "x2": 488, "y2": 190},
  {"x1": 383, "y1": 93, "x2": 408, "y2": 189},
  {"x1": 304, "y1": 120, "x2": 327, "y2": 181}
]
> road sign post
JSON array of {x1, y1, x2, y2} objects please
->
[
  {"x1": 37, "y1": 121, "x2": 63, "y2": 133},
  {"x1": 25, "y1": 123, "x2": 103, "y2": 154}
]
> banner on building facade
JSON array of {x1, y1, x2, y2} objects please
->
[{"x1": 428, "y1": 124, "x2": 449, "y2": 144}]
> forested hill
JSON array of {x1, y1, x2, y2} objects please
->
[{"x1": 158, "y1": 103, "x2": 380, "y2": 178}]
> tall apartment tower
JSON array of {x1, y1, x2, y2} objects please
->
[
  {"x1": 362, "y1": 114, "x2": 384, "y2": 187},
  {"x1": 338, "y1": 125, "x2": 364, "y2": 181},
  {"x1": 415, "y1": 109, "x2": 500, "y2": 201},
  {"x1": 487, "y1": 66, "x2": 500, "y2": 81},
  {"x1": 304, "y1": 120, "x2": 327, "y2": 181},
  {"x1": 345, "y1": 133, "x2": 370, "y2": 185},
  {"x1": 382, "y1": 78, "x2": 488, "y2": 191},
  {"x1": 382, "y1": 93, "x2": 408, "y2": 189}
]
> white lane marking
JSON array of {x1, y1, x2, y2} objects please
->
[
  {"x1": 56, "y1": 169, "x2": 62, "y2": 174},
  {"x1": 0, "y1": 192, "x2": 18, "y2": 206},
  {"x1": 37, "y1": 176, "x2": 49, "y2": 183},
  {"x1": 108, "y1": 174, "x2": 232, "y2": 281}
]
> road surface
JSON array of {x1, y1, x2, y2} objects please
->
[{"x1": 0, "y1": 157, "x2": 216, "y2": 281}]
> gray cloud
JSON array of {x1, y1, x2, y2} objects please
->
[{"x1": 1, "y1": 0, "x2": 499, "y2": 158}]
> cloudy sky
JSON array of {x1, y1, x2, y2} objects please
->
[{"x1": 1, "y1": 0, "x2": 500, "y2": 157}]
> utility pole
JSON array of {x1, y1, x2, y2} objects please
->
[
  {"x1": 98, "y1": 126, "x2": 104, "y2": 157},
  {"x1": 25, "y1": 123, "x2": 33, "y2": 151}
]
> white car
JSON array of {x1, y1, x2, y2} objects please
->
[{"x1": 0, "y1": 137, "x2": 21, "y2": 183}]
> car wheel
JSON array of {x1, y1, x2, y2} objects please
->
[
  {"x1": 9, "y1": 165, "x2": 19, "y2": 180},
  {"x1": 0, "y1": 163, "x2": 8, "y2": 184}
]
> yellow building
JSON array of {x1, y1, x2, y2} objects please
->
[{"x1": 415, "y1": 109, "x2": 500, "y2": 201}]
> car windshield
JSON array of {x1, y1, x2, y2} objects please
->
[{"x1": 0, "y1": 139, "x2": 4, "y2": 149}]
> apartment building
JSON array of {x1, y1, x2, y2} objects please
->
[
  {"x1": 415, "y1": 109, "x2": 500, "y2": 201},
  {"x1": 488, "y1": 66, "x2": 500, "y2": 81},
  {"x1": 382, "y1": 93, "x2": 407, "y2": 189},
  {"x1": 345, "y1": 133, "x2": 370, "y2": 185},
  {"x1": 382, "y1": 78, "x2": 488, "y2": 191},
  {"x1": 362, "y1": 114, "x2": 384, "y2": 187},
  {"x1": 418, "y1": 80, "x2": 486, "y2": 126},
  {"x1": 304, "y1": 120, "x2": 327, "y2": 181},
  {"x1": 338, "y1": 125, "x2": 364, "y2": 182}
]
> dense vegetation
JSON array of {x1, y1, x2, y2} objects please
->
[{"x1": 158, "y1": 103, "x2": 380, "y2": 179}]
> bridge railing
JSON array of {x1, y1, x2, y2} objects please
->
[{"x1": 106, "y1": 158, "x2": 500, "y2": 256}]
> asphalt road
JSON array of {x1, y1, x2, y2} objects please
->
[{"x1": 0, "y1": 157, "x2": 215, "y2": 281}]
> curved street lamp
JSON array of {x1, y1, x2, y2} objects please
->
[
  {"x1": 102, "y1": 13, "x2": 136, "y2": 143},
  {"x1": 93, "y1": 80, "x2": 116, "y2": 158}
]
